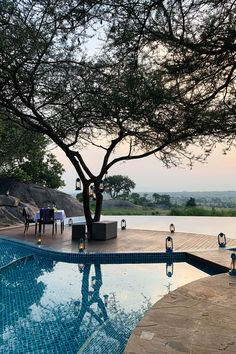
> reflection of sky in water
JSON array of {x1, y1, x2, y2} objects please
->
[{"x1": 35, "y1": 262, "x2": 207, "y2": 312}]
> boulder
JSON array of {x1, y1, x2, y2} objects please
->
[
  {"x1": 0, "y1": 177, "x2": 84, "y2": 227},
  {"x1": 0, "y1": 195, "x2": 20, "y2": 207}
]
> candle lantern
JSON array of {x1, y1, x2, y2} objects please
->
[
  {"x1": 75, "y1": 178, "x2": 82, "y2": 190},
  {"x1": 166, "y1": 261, "x2": 174, "y2": 278},
  {"x1": 170, "y1": 223, "x2": 175, "y2": 233},
  {"x1": 79, "y1": 238, "x2": 85, "y2": 252},
  {"x1": 121, "y1": 219, "x2": 126, "y2": 230},
  {"x1": 218, "y1": 232, "x2": 226, "y2": 248},
  {"x1": 229, "y1": 253, "x2": 236, "y2": 276},
  {"x1": 37, "y1": 237, "x2": 42, "y2": 245},
  {"x1": 68, "y1": 218, "x2": 73, "y2": 226},
  {"x1": 166, "y1": 236, "x2": 173, "y2": 252}
]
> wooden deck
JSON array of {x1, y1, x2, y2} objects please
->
[{"x1": 1, "y1": 224, "x2": 236, "y2": 269}]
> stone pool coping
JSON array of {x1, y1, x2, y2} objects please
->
[{"x1": 124, "y1": 273, "x2": 236, "y2": 354}]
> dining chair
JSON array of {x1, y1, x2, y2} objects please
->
[
  {"x1": 39, "y1": 208, "x2": 57, "y2": 236},
  {"x1": 22, "y1": 207, "x2": 37, "y2": 234}
]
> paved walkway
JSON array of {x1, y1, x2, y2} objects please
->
[{"x1": 1, "y1": 224, "x2": 236, "y2": 354}]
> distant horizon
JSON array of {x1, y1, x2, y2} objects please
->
[{"x1": 60, "y1": 188, "x2": 236, "y2": 195}]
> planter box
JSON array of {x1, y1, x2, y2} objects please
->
[
  {"x1": 92, "y1": 221, "x2": 117, "y2": 240},
  {"x1": 72, "y1": 222, "x2": 86, "y2": 240}
]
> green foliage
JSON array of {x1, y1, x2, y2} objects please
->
[
  {"x1": 170, "y1": 207, "x2": 236, "y2": 217},
  {"x1": 106, "y1": 175, "x2": 136, "y2": 199},
  {"x1": 0, "y1": 120, "x2": 65, "y2": 189},
  {"x1": 152, "y1": 193, "x2": 171, "y2": 207},
  {"x1": 76, "y1": 193, "x2": 83, "y2": 202},
  {"x1": 185, "y1": 197, "x2": 197, "y2": 207}
]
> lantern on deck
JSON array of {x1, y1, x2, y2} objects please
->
[
  {"x1": 68, "y1": 218, "x2": 73, "y2": 226},
  {"x1": 218, "y1": 232, "x2": 226, "y2": 248},
  {"x1": 170, "y1": 223, "x2": 175, "y2": 233},
  {"x1": 121, "y1": 219, "x2": 126, "y2": 230},
  {"x1": 166, "y1": 236, "x2": 173, "y2": 252},
  {"x1": 229, "y1": 253, "x2": 236, "y2": 276},
  {"x1": 37, "y1": 236, "x2": 42, "y2": 245},
  {"x1": 79, "y1": 238, "x2": 85, "y2": 253}
]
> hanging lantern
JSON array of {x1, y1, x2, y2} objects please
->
[
  {"x1": 170, "y1": 223, "x2": 175, "y2": 233},
  {"x1": 166, "y1": 236, "x2": 173, "y2": 252},
  {"x1": 68, "y1": 218, "x2": 73, "y2": 226},
  {"x1": 99, "y1": 180, "x2": 105, "y2": 192},
  {"x1": 166, "y1": 261, "x2": 174, "y2": 278},
  {"x1": 79, "y1": 238, "x2": 85, "y2": 252},
  {"x1": 121, "y1": 219, "x2": 126, "y2": 230},
  {"x1": 229, "y1": 253, "x2": 236, "y2": 276},
  {"x1": 75, "y1": 178, "x2": 81, "y2": 190},
  {"x1": 218, "y1": 232, "x2": 226, "y2": 248}
]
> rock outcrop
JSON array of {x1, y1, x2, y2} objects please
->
[{"x1": 0, "y1": 177, "x2": 84, "y2": 227}]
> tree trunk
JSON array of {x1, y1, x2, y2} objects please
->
[
  {"x1": 82, "y1": 185, "x2": 93, "y2": 239},
  {"x1": 82, "y1": 184, "x2": 103, "y2": 240}
]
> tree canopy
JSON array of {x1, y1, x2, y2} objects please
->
[
  {"x1": 0, "y1": 119, "x2": 65, "y2": 189},
  {"x1": 106, "y1": 175, "x2": 136, "y2": 199},
  {"x1": 0, "y1": 0, "x2": 235, "y2": 235}
]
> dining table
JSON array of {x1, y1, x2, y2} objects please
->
[{"x1": 34, "y1": 209, "x2": 66, "y2": 234}]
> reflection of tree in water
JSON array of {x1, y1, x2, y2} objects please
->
[
  {"x1": 0, "y1": 241, "x2": 32, "y2": 268},
  {"x1": 0, "y1": 255, "x2": 55, "y2": 353},
  {"x1": 1, "y1": 261, "x2": 151, "y2": 354}
]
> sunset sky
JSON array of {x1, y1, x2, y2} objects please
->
[{"x1": 54, "y1": 143, "x2": 236, "y2": 194}]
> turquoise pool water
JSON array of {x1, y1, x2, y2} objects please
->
[{"x1": 1, "y1": 241, "x2": 209, "y2": 354}]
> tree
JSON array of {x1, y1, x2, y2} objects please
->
[
  {"x1": 106, "y1": 1, "x2": 236, "y2": 114},
  {"x1": 106, "y1": 175, "x2": 136, "y2": 199},
  {"x1": 153, "y1": 193, "x2": 171, "y2": 207},
  {"x1": 0, "y1": 1, "x2": 235, "y2": 237},
  {"x1": 0, "y1": 119, "x2": 65, "y2": 189},
  {"x1": 186, "y1": 197, "x2": 197, "y2": 208}
]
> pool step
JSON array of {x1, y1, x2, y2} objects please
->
[{"x1": 0, "y1": 254, "x2": 34, "y2": 272}]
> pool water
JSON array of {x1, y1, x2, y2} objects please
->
[{"x1": 1, "y1": 241, "x2": 208, "y2": 354}]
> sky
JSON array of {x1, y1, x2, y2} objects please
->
[{"x1": 54, "y1": 143, "x2": 236, "y2": 194}]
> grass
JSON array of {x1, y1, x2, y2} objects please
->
[{"x1": 100, "y1": 206, "x2": 236, "y2": 216}]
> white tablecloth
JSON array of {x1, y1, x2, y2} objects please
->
[{"x1": 34, "y1": 209, "x2": 66, "y2": 222}]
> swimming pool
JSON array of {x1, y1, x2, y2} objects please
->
[{"x1": 0, "y1": 240, "x2": 212, "y2": 354}]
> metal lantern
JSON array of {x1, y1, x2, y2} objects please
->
[
  {"x1": 68, "y1": 218, "x2": 73, "y2": 226},
  {"x1": 166, "y1": 261, "x2": 174, "y2": 278},
  {"x1": 229, "y1": 253, "x2": 236, "y2": 276},
  {"x1": 37, "y1": 237, "x2": 42, "y2": 245},
  {"x1": 79, "y1": 238, "x2": 85, "y2": 253},
  {"x1": 170, "y1": 223, "x2": 175, "y2": 233},
  {"x1": 76, "y1": 178, "x2": 82, "y2": 190},
  {"x1": 166, "y1": 236, "x2": 173, "y2": 252},
  {"x1": 218, "y1": 232, "x2": 226, "y2": 248},
  {"x1": 121, "y1": 219, "x2": 126, "y2": 230}
]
